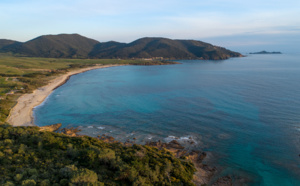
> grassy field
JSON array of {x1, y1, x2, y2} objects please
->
[{"x1": 0, "y1": 54, "x2": 175, "y2": 124}]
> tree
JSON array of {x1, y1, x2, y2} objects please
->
[
  {"x1": 21, "y1": 179, "x2": 36, "y2": 186},
  {"x1": 70, "y1": 168, "x2": 98, "y2": 184}
]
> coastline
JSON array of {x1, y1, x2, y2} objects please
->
[
  {"x1": 5, "y1": 62, "x2": 233, "y2": 185},
  {"x1": 6, "y1": 64, "x2": 124, "y2": 127}
]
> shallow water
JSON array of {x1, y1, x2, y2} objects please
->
[{"x1": 34, "y1": 54, "x2": 300, "y2": 185}]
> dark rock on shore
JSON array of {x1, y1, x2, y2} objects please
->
[
  {"x1": 146, "y1": 140, "x2": 185, "y2": 150},
  {"x1": 99, "y1": 135, "x2": 116, "y2": 143},
  {"x1": 60, "y1": 127, "x2": 82, "y2": 137},
  {"x1": 212, "y1": 176, "x2": 233, "y2": 186}
]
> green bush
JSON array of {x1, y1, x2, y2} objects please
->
[
  {"x1": 59, "y1": 179, "x2": 69, "y2": 186},
  {"x1": 39, "y1": 179, "x2": 50, "y2": 186},
  {"x1": 21, "y1": 179, "x2": 36, "y2": 186},
  {"x1": 3, "y1": 181, "x2": 15, "y2": 186},
  {"x1": 70, "y1": 168, "x2": 98, "y2": 184},
  {"x1": 14, "y1": 174, "x2": 23, "y2": 182}
]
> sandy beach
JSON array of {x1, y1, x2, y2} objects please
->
[{"x1": 6, "y1": 64, "x2": 123, "y2": 127}]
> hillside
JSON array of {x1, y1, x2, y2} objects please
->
[
  {"x1": 90, "y1": 37, "x2": 242, "y2": 60},
  {"x1": 89, "y1": 41, "x2": 126, "y2": 58},
  {"x1": 0, "y1": 34, "x2": 242, "y2": 60},
  {"x1": 0, "y1": 39, "x2": 20, "y2": 50},
  {"x1": 1, "y1": 34, "x2": 99, "y2": 58}
]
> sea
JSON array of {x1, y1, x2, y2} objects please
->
[{"x1": 34, "y1": 54, "x2": 300, "y2": 185}]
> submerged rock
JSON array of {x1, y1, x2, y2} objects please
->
[{"x1": 212, "y1": 176, "x2": 233, "y2": 186}]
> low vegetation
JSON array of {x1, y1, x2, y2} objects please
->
[{"x1": 0, "y1": 125, "x2": 196, "y2": 185}]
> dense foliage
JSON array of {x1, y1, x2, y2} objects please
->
[{"x1": 0, "y1": 125, "x2": 196, "y2": 185}]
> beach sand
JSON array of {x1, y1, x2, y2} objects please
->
[{"x1": 6, "y1": 64, "x2": 123, "y2": 126}]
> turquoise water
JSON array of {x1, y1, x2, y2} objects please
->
[{"x1": 34, "y1": 54, "x2": 300, "y2": 185}]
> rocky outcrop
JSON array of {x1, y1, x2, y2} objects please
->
[
  {"x1": 39, "y1": 123, "x2": 62, "y2": 132},
  {"x1": 97, "y1": 134, "x2": 116, "y2": 143},
  {"x1": 212, "y1": 176, "x2": 233, "y2": 186},
  {"x1": 39, "y1": 124, "x2": 82, "y2": 137},
  {"x1": 60, "y1": 127, "x2": 82, "y2": 137}
]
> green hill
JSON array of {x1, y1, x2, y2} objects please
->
[
  {"x1": 0, "y1": 39, "x2": 20, "y2": 50},
  {"x1": 1, "y1": 34, "x2": 99, "y2": 58},
  {"x1": 0, "y1": 34, "x2": 242, "y2": 60},
  {"x1": 90, "y1": 37, "x2": 241, "y2": 60},
  {"x1": 89, "y1": 41, "x2": 126, "y2": 58}
]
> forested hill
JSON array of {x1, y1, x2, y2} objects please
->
[
  {"x1": 0, "y1": 34, "x2": 242, "y2": 60},
  {"x1": 0, "y1": 39, "x2": 21, "y2": 50},
  {"x1": 90, "y1": 37, "x2": 242, "y2": 60},
  {"x1": 0, "y1": 34, "x2": 99, "y2": 59}
]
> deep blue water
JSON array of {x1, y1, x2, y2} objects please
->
[{"x1": 34, "y1": 54, "x2": 300, "y2": 185}]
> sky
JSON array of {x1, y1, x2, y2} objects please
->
[{"x1": 1, "y1": 0, "x2": 300, "y2": 53}]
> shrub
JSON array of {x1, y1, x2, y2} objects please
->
[
  {"x1": 21, "y1": 179, "x2": 36, "y2": 186},
  {"x1": 3, "y1": 181, "x2": 15, "y2": 186},
  {"x1": 70, "y1": 168, "x2": 98, "y2": 184},
  {"x1": 98, "y1": 148, "x2": 116, "y2": 163},
  {"x1": 14, "y1": 174, "x2": 23, "y2": 182},
  {"x1": 39, "y1": 180, "x2": 50, "y2": 186},
  {"x1": 59, "y1": 165, "x2": 78, "y2": 178},
  {"x1": 59, "y1": 179, "x2": 69, "y2": 186}
]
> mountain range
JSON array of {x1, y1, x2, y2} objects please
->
[{"x1": 0, "y1": 34, "x2": 242, "y2": 60}]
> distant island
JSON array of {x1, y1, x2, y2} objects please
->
[
  {"x1": 0, "y1": 33, "x2": 242, "y2": 60},
  {"x1": 250, "y1": 51, "x2": 282, "y2": 54}
]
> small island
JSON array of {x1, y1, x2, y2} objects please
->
[{"x1": 250, "y1": 51, "x2": 282, "y2": 54}]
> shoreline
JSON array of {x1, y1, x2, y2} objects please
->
[
  {"x1": 6, "y1": 64, "x2": 125, "y2": 127},
  {"x1": 5, "y1": 62, "x2": 237, "y2": 185}
]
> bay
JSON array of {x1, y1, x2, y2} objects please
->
[{"x1": 34, "y1": 54, "x2": 300, "y2": 185}]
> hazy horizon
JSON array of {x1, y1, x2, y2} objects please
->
[{"x1": 1, "y1": 0, "x2": 299, "y2": 54}]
